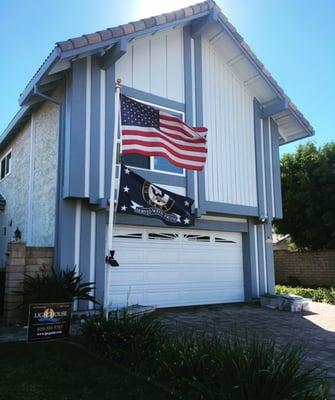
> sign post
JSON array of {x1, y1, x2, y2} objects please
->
[{"x1": 27, "y1": 303, "x2": 72, "y2": 343}]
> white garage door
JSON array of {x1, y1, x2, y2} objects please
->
[{"x1": 108, "y1": 225, "x2": 244, "y2": 308}]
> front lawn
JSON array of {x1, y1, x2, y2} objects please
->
[
  {"x1": 0, "y1": 340, "x2": 171, "y2": 400},
  {"x1": 276, "y1": 285, "x2": 335, "y2": 304}
]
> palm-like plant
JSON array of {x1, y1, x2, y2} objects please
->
[{"x1": 20, "y1": 266, "x2": 97, "y2": 305}]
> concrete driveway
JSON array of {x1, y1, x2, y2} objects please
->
[{"x1": 155, "y1": 302, "x2": 335, "y2": 396}]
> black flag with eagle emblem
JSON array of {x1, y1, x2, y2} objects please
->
[{"x1": 117, "y1": 165, "x2": 195, "y2": 226}]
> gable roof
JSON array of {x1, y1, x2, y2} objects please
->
[{"x1": 1, "y1": 0, "x2": 314, "y2": 149}]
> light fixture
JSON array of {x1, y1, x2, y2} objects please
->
[
  {"x1": 14, "y1": 227, "x2": 21, "y2": 241},
  {"x1": 105, "y1": 250, "x2": 119, "y2": 267}
]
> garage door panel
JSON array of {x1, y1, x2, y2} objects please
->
[{"x1": 109, "y1": 226, "x2": 245, "y2": 308}]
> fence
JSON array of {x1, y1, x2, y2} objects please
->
[
  {"x1": 275, "y1": 249, "x2": 335, "y2": 287},
  {"x1": 2, "y1": 241, "x2": 53, "y2": 324}
]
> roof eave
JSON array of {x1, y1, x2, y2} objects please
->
[{"x1": 18, "y1": 47, "x2": 61, "y2": 106}]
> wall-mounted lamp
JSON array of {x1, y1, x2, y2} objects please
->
[
  {"x1": 14, "y1": 227, "x2": 21, "y2": 241},
  {"x1": 105, "y1": 250, "x2": 119, "y2": 267}
]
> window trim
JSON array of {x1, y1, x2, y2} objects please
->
[
  {"x1": 0, "y1": 149, "x2": 12, "y2": 182},
  {"x1": 121, "y1": 96, "x2": 186, "y2": 177}
]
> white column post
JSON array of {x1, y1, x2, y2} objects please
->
[{"x1": 104, "y1": 79, "x2": 121, "y2": 315}]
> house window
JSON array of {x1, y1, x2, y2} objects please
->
[
  {"x1": 0, "y1": 151, "x2": 11, "y2": 181},
  {"x1": 148, "y1": 232, "x2": 179, "y2": 240},
  {"x1": 113, "y1": 233, "x2": 143, "y2": 240},
  {"x1": 183, "y1": 234, "x2": 211, "y2": 242}
]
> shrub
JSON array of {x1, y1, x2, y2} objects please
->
[
  {"x1": 276, "y1": 285, "x2": 335, "y2": 304},
  {"x1": 81, "y1": 313, "x2": 331, "y2": 399},
  {"x1": 81, "y1": 311, "x2": 166, "y2": 369},
  {"x1": 152, "y1": 334, "x2": 330, "y2": 400},
  {"x1": 21, "y1": 266, "x2": 97, "y2": 305}
]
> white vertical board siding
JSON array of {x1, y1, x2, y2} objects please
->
[
  {"x1": 202, "y1": 39, "x2": 257, "y2": 207},
  {"x1": 116, "y1": 28, "x2": 184, "y2": 102}
]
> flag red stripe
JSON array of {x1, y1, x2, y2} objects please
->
[
  {"x1": 159, "y1": 121, "x2": 196, "y2": 138},
  {"x1": 122, "y1": 139, "x2": 207, "y2": 162},
  {"x1": 159, "y1": 114, "x2": 207, "y2": 133},
  {"x1": 122, "y1": 130, "x2": 208, "y2": 152},
  {"x1": 122, "y1": 149, "x2": 204, "y2": 171},
  {"x1": 122, "y1": 127, "x2": 206, "y2": 144}
]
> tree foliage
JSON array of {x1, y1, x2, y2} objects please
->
[{"x1": 274, "y1": 142, "x2": 335, "y2": 250}]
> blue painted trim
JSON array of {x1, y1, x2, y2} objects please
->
[
  {"x1": 63, "y1": 73, "x2": 72, "y2": 198},
  {"x1": 89, "y1": 56, "x2": 101, "y2": 204},
  {"x1": 104, "y1": 64, "x2": 115, "y2": 199},
  {"x1": 262, "y1": 117, "x2": 274, "y2": 221},
  {"x1": 242, "y1": 232, "x2": 252, "y2": 301},
  {"x1": 100, "y1": 38, "x2": 128, "y2": 70},
  {"x1": 57, "y1": 199, "x2": 77, "y2": 269},
  {"x1": 264, "y1": 222, "x2": 275, "y2": 294},
  {"x1": 122, "y1": 85, "x2": 185, "y2": 113},
  {"x1": 256, "y1": 223, "x2": 266, "y2": 294},
  {"x1": 79, "y1": 201, "x2": 91, "y2": 310},
  {"x1": 201, "y1": 201, "x2": 258, "y2": 217},
  {"x1": 190, "y1": 10, "x2": 218, "y2": 38},
  {"x1": 270, "y1": 119, "x2": 283, "y2": 219},
  {"x1": 94, "y1": 210, "x2": 107, "y2": 306},
  {"x1": 54, "y1": 98, "x2": 66, "y2": 269},
  {"x1": 19, "y1": 48, "x2": 61, "y2": 106},
  {"x1": 183, "y1": 25, "x2": 195, "y2": 202},
  {"x1": 260, "y1": 98, "x2": 288, "y2": 119},
  {"x1": 246, "y1": 218, "x2": 258, "y2": 298},
  {"x1": 0, "y1": 105, "x2": 31, "y2": 150},
  {"x1": 193, "y1": 34, "x2": 207, "y2": 215},
  {"x1": 64, "y1": 58, "x2": 87, "y2": 198},
  {"x1": 253, "y1": 98, "x2": 266, "y2": 220},
  {"x1": 59, "y1": 12, "x2": 211, "y2": 60},
  {"x1": 115, "y1": 213, "x2": 248, "y2": 233}
]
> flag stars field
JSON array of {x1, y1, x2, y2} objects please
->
[{"x1": 123, "y1": 186, "x2": 130, "y2": 193}]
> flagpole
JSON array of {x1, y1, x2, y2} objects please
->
[{"x1": 104, "y1": 78, "x2": 121, "y2": 316}]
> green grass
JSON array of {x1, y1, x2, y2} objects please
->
[
  {"x1": 0, "y1": 340, "x2": 171, "y2": 400},
  {"x1": 276, "y1": 285, "x2": 335, "y2": 304}
]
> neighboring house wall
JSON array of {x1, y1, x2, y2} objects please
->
[
  {"x1": 275, "y1": 250, "x2": 335, "y2": 287},
  {"x1": 0, "y1": 88, "x2": 62, "y2": 266}
]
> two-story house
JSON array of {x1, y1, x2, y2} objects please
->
[{"x1": 0, "y1": 1, "x2": 314, "y2": 311}]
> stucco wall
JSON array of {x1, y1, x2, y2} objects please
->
[
  {"x1": 0, "y1": 87, "x2": 62, "y2": 266},
  {"x1": 31, "y1": 99, "x2": 60, "y2": 246},
  {"x1": 0, "y1": 121, "x2": 31, "y2": 266}
]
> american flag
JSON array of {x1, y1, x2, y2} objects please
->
[{"x1": 120, "y1": 95, "x2": 208, "y2": 171}]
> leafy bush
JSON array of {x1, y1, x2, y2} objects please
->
[
  {"x1": 81, "y1": 311, "x2": 166, "y2": 368},
  {"x1": 276, "y1": 285, "x2": 335, "y2": 304},
  {"x1": 81, "y1": 313, "x2": 331, "y2": 399},
  {"x1": 21, "y1": 266, "x2": 97, "y2": 305},
  {"x1": 151, "y1": 335, "x2": 330, "y2": 400}
]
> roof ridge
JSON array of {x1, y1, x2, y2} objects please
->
[{"x1": 56, "y1": 0, "x2": 218, "y2": 51}]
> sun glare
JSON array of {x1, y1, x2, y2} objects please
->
[{"x1": 133, "y1": 0, "x2": 198, "y2": 19}]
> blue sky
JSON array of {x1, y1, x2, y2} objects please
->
[{"x1": 0, "y1": 0, "x2": 334, "y2": 154}]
